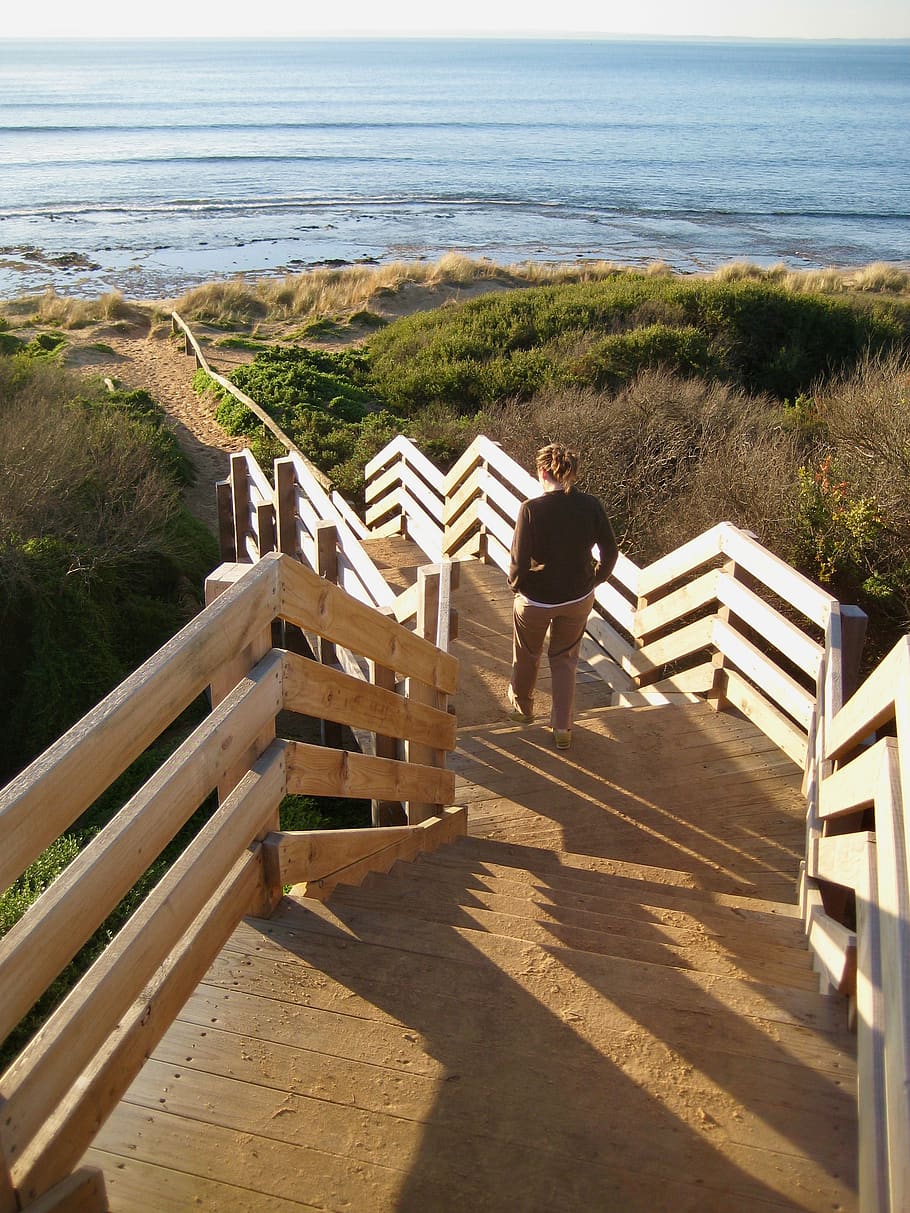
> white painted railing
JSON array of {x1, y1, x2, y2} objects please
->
[
  {"x1": 362, "y1": 435, "x2": 857, "y2": 747},
  {"x1": 813, "y1": 637, "x2": 909, "y2": 1213},
  {"x1": 363, "y1": 431, "x2": 910, "y2": 1206}
]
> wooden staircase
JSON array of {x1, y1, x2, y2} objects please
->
[
  {"x1": 9, "y1": 419, "x2": 909, "y2": 1212},
  {"x1": 87, "y1": 703, "x2": 858, "y2": 1212}
]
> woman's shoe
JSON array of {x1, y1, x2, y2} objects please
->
[{"x1": 553, "y1": 730, "x2": 572, "y2": 750}]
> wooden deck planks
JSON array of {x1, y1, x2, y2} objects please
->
[
  {"x1": 81, "y1": 546, "x2": 858, "y2": 1212},
  {"x1": 88, "y1": 900, "x2": 856, "y2": 1213}
]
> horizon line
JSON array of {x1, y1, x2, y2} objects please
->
[{"x1": 4, "y1": 32, "x2": 910, "y2": 44}]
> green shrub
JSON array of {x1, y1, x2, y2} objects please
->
[
  {"x1": 579, "y1": 324, "x2": 715, "y2": 390},
  {"x1": 364, "y1": 277, "x2": 910, "y2": 413},
  {"x1": 0, "y1": 354, "x2": 217, "y2": 782},
  {"x1": 25, "y1": 331, "x2": 67, "y2": 358}
]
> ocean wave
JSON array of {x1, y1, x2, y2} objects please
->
[
  {"x1": 2, "y1": 119, "x2": 684, "y2": 135},
  {"x1": 4, "y1": 196, "x2": 907, "y2": 225}
]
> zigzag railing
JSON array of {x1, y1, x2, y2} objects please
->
[
  {"x1": 363, "y1": 431, "x2": 910, "y2": 1208},
  {"x1": 813, "y1": 637, "x2": 909, "y2": 1213},
  {"x1": 0, "y1": 553, "x2": 463, "y2": 1213},
  {"x1": 363, "y1": 434, "x2": 859, "y2": 747}
]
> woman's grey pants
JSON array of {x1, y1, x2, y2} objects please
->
[{"x1": 509, "y1": 592, "x2": 595, "y2": 731}]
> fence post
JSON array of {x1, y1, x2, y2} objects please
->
[
  {"x1": 405, "y1": 566, "x2": 449, "y2": 824},
  {"x1": 315, "y1": 522, "x2": 343, "y2": 748},
  {"x1": 274, "y1": 457, "x2": 299, "y2": 559},
  {"x1": 371, "y1": 662, "x2": 406, "y2": 827},
  {"x1": 204, "y1": 564, "x2": 282, "y2": 916},
  {"x1": 274, "y1": 457, "x2": 312, "y2": 657},
  {"x1": 204, "y1": 565, "x2": 276, "y2": 802},
  {"x1": 216, "y1": 479, "x2": 236, "y2": 562},
  {"x1": 708, "y1": 539, "x2": 758, "y2": 711},
  {"x1": 839, "y1": 605, "x2": 868, "y2": 706},
  {"x1": 229, "y1": 452, "x2": 251, "y2": 563}
]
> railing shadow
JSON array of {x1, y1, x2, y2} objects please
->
[
  {"x1": 453, "y1": 709, "x2": 807, "y2": 899},
  {"x1": 206, "y1": 889, "x2": 855, "y2": 1211}
]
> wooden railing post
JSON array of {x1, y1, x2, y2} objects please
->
[
  {"x1": 256, "y1": 501, "x2": 277, "y2": 556},
  {"x1": 229, "y1": 452, "x2": 251, "y2": 562},
  {"x1": 406, "y1": 566, "x2": 450, "y2": 824},
  {"x1": 370, "y1": 662, "x2": 406, "y2": 827},
  {"x1": 204, "y1": 565, "x2": 277, "y2": 801},
  {"x1": 315, "y1": 522, "x2": 343, "y2": 748},
  {"x1": 274, "y1": 457, "x2": 299, "y2": 559},
  {"x1": 839, "y1": 605, "x2": 868, "y2": 706},
  {"x1": 273, "y1": 457, "x2": 313, "y2": 657},
  {"x1": 215, "y1": 478, "x2": 236, "y2": 562},
  {"x1": 708, "y1": 548, "x2": 752, "y2": 711}
]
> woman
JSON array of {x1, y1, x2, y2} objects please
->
[{"x1": 507, "y1": 442, "x2": 618, "y2": 750}]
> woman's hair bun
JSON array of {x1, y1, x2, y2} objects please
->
[{"x1": 536, "y1": 442, "x2": 579, "y2": 486}]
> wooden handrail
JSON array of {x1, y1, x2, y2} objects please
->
[
  {"x1": 0, "y1": 557, "x2": 280, "y2": 894},
  {"x1": 362, "y1": 434, "x2": 851, "y2": 758},
  {"x1": 0, "y1": 553, "x2": 463, "y2": 1212},
  {"x1": 171, "y1": 312, "x2": 331, "y2": 488},
  {"x1": 807, "y1": 638, "x2": 909, "y2": 1213}
]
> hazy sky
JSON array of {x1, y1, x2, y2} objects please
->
[{"x1": 4, "y1": 0, "x2": 910, "y2": 40}]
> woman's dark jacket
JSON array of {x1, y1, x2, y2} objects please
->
[{"x1": 508, "y1": 488, "x2": 619, "y2": 605}]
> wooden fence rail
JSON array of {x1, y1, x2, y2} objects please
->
[
  {"x1": 0, "y1": 553, "x2": 463, "y2": 1213},
  {"x1": 814, "y1": 637, "x2": 909, "y2": 1213}
]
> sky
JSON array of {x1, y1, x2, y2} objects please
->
[{"x1": 3, "y1": 0, "x2": 910, "y2": 40}]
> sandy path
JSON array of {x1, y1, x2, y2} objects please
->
[{"x1": 77, "y1": 329, "x2": 245, "y2": 536}]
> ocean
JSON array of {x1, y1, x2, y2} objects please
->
[{"x1": 1, "y1": 37, "x2": 908, "y2": 299}]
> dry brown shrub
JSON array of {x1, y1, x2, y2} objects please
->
[
  {"x1": 486, "y1": 368, "x2": 802, "y2": 564},
  {"x1": 812, "y1": 350, "x2": 910, "y2": 552}
]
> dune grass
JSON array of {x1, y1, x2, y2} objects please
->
[
  {"x1": 160, "y1": 254, "x2": 910, "y2": 336},
  {"x1": 4, "y1": 255, "x2": 907, "y2": 337},
  {"x1": 2, "y1": 288, "x2": 154, "y2": 331}
]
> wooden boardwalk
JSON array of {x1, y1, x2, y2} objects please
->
[{"x1": 84, "y1": 546, "x2": 858, "y2": 1212}]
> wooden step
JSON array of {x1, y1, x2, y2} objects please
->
[
  {"x1": 90, "y1": 1062, "x2": 848, "y2": 1213},
  {"x1": 166, "y1": 902, "x2": 857, "y2": 1213},
  {"x1": 105, "y1": 905, "x2": 856, "y2": 1213},
  {"x1": 424, "y1": 836, "x2": 802, "y2": 917},
  {"x1": 212, "y1": 921, "x2": 855, "y2": 1076},
  {"x1": 384, "y1": 850, "x2": 807, "y2": 944},
  {"x1": 254, "y1": 899, "x2": 847, "y2": 1035},
  {"x1": 116, "y1": 995, "x2": 854, "y2": 1212},
  {"x1": 331, "y1": 881, "x2": 819, "y2": 990}
]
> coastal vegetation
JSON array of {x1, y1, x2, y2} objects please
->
[
  {"x1": 0, "y1": 350, "x2": 218, "y2": 784},
  {"x1": 0, "y1": 339, "x2": 370, "y2": 1065}
]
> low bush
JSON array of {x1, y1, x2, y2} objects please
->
[
  {"x1": 485, "y1": 369, "x2": 800, "y2": 560},
  {"x1": 0, "y1": 354, "x2": 217, "y2": 782},
  {"x1": 795, "y1": 352, "x2": 910, "y2": 652},
  {"x1": 364, "y1": 275, "x2": 910, "y2": 412}
]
